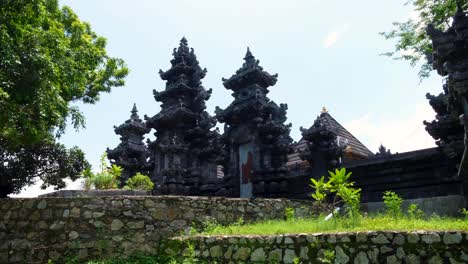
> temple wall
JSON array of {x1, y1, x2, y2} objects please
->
[
  {"x1": 171, "y1": 231, "x2": 468, "y2": 263},
  {"x1": 287, "y1": 147, "x2": 465, "y2": 214},
  {"x1": 0, "y1": 196, "x2": 317, "y2": 263},
  {"x1": 348, "y1": 148, "x2": 462, "y2": 203}
]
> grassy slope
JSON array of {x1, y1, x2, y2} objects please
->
[{"x1": 198, "y1": 215, "x2": 468, "y2": 236}]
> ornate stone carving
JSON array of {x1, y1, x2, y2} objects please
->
[
  {"x1": 215, "y1": 48, "x2": 293, "y2": 198},
  {"x1": 107, "y1": 104, "x2": 150, "y2": 185},
  {"x1": 145, "y1": 38, "x2": 222, "y2": 195},
  {"x1": 375, "y1": 144, "x2": 392, "y2": 157},
  {"x1": 423, "y1": 90, "x2": 464, "y2": 159},
  {"x1": 299, "y1": 109, "x2": 348, "y2": 178},
  {"x1": 427, "y1": 4, "x2": 468, "y2": 166}
]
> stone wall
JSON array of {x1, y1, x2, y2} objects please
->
[
  {"x1": 0, "y1": 196, "x2": 317, "y2": 263},
  {"x1": 171, "y1": 231, "x2": 468, "y2": 263}
]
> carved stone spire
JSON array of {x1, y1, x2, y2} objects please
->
[
  {"x1": 299, "y1": 110, "x2": 347, "y2": 177},
  {"x1": 426, "y1": 6, "x2": 468, "y2": 161},
  {"x1": 107, "y1": 104, "x2": 150, "y2": 186},
  {"x1": 427, "y1": 5, "x2": 468, "y2": 204},
  {"x1": 130, "y1": 103, "x2": 139, "y2": 119},
  {"x1": 376, "y1": 144, "x2": 392, "y2": 157},
  {"x1": 145, "y1": 38, "x2": 222, "y2": 195},
  {"x1": 216, "y1": 48, "x2": 292, "y2": 198}
]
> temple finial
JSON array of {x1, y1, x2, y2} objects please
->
[
  {"x1": 244, "y1": 47, "x2": 255, "y2": 61},
  {"x1": 321, "y1": 106, "x2": 328, "y2": 114},
  {"x1": 131, "y1": 103, "x2": 138, "y2": 119},
  {"x1": 180, "y1": 37, "x2": 188, "y2": 46}
]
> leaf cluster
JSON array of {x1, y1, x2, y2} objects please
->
[
  {"x1": 0, "y1": 0, "x2": 128, "y2": 144},
  {"x1": 82, "y1": 153, "x2": 122, "y2": 190},
  {"x1": 309, "y1": 168, "x2": 361, "y2": 218},
  {"x1": 381, "y1": 0, "x2": 467, "y2": 79},
  {"x1": 382, "y1": 191, "x2": 404, "y2": 218},
  {"x1": 0, "y1": 136, "x2": 89, "y2": 197},
  {"x1": 124, "y1": 172, "x2": 154, "y2": 191}
]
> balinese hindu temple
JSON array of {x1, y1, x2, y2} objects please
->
[{"x1": 107, "y1": 7, "x2": 468, "y2": 211}]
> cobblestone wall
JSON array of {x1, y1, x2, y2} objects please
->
[
  {"x1": 0, "y1": 196, "x2": 317, "y2": 263},
  {"x1": 172, "y1": 231, "x2": 468, "y2": 263}
]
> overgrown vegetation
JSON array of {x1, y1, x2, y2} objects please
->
[
  {"x1": 82, "y1": 153, "x2": 122, "y2": 190},
  {"x1": 124, "y1": 173, "x2": 154, "y2": 191},
  {"x1": 382, "y1": 190, "x2": 404, "y2": 218},
  {"x1": 195, "y1": 214, "x2": 468, "y2": 236},
  {"x1": 191, "y1": 170, "x2": 468, "y2": 236},
  {"x1": 82, "y1": 153, "x2": 154, "y2": 191},
  {"x1": 309, "y1": 168, "x2": 361, "y2": 220}
]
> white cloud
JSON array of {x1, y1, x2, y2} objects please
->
[
  {"x1": 323, "y1": 31, "x2": 338, "y2": 48},
  {"x1": 343, "y1": 103, "x2": 437, "y2": 154},
  {"x1": 323, "y1": 23, "x2": 351, "y2": 48}
]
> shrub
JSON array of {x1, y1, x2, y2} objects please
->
[
  {"x1": 310, "y1": 168, "x2": 361, "y2": 219},
  {"x1": 382, "y1": 191, "x2": 403, "y2": 218},
  {"x1": 124, "y1": 173, "x2": 154, "y2": 191},
  {"x1": 285, "y1": 207, "x2": 295, "y2": 221},
  {"x1": 407, "y1": 203, "x2": 424, "y2": 219},
  {"x1": 82, "y1": 153, "x2": 122, "y2": 190},
  {"x1": 460, "y1": 208, "x2": 468, "y2": 219}
]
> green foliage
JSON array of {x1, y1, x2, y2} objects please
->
[
  {"x1": 407, "y1": 203, "x2": 425, "y2": 219},
  {"x1": 124, "y1": 173, "x2": 154, "y2": 191},
  {"x1": 381, "y1": 0, "x2": 468, "y2": 79},
  {"x1": 310, "y1": 176, "x2": 327, "y2": 203},
  {"x1": 382, "y1": 191, "x2": 403, "y2": 218},
  {"x1": 0, "y1": 0, "x2": 127, "y2": 197},
  {"x1": 0, "y1": 0, "x2": 128, "y2": 144},
  {"x1": 309, "y1": 168, "x2": 361, "y2": 219},
  {"x1": 199, "y1": 214, "x2": 468, "y2": 236},
  {"x1": 0, "y1": 137, "x2": 90, "y2": 197},
  {"x1": 319, "y1": 249, "x2": 335, "y2": 264},
  {"x1": 83, "y1": 153, "x2": 122, "y2": 190},
  {"x1": 460, "y1": 208, "x2": 468, "y2": 219},
  {"x1": 285, "y1": 207, "x2": 295, "y2": 221}
]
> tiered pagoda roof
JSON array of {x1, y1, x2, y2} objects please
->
[
  {"x1": 288, "y1": 108, "x2": 372, "y2": 167},
  {"x1": 107, "y1": 104, "x2": 150, "y2": 158},
  {"x1": 222, "y1": 48, "x2": 278, "y2": 91}
]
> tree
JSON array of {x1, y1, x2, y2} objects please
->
[
  {"x1": 0, "y1": 0, "x2": 128, "y2": 197},
  {"x1": 381, "y1": 0, "x2": 467, "y2": 79},
  {"x1": 0, "y1": 0, "x2": 128, "y2": 143},
  {"x1": 0, "y1": 138, "x2": 90, "y2": 198}
]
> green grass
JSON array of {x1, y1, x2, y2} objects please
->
[{"x1": 196, "y1": 215, "x2": 468, "y2": 236}]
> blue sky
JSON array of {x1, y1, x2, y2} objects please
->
[{"x1": 16, "y1": 0, "x2": 444, "y2": 196}]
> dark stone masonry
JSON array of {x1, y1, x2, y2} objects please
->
[
  {"x1": 0, "y1": 196, "x2": 317, "y2": 263},
  {"x1": 174, "y1": 231, "x2": 468, "y2": 263},
  {"x1": 2, "y1": 196, "x2": 467, "y2": 263}
]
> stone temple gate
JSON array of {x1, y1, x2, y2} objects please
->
[{"x1": 106, "y1": 18, "x2": 468, "y2": 207}]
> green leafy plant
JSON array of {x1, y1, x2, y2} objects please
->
[
  {"x1": 318, "y1": 248, "x2": 335, "y2": 264},
  {"x1": 285, "y1": 207, "x2": 295, "y2": 221},
  {"x1": 407, "y1": 203, "x2": 425, "y2": 219},
  {"x1": 309, "y1": 168, "x2": 361, "y2": 220},
  {"x1": 82, "y1": 153, "x2": 122, "y2": 190},
  {"x1": 383, "y1": 191, "x2": 403, "y2": 218},
  {"x1": 293, "y1": 257, "x2": 302, "y2": 264},
  {"x1": 124, "y1": 172, "x2": 154, "y2": 191},
  {"x1": 460, "y1": 208, "x2": 468, "y2": 219}
]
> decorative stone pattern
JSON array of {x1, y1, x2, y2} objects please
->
[
  {"x1": 171, "y1": 231, "x2": 468, "y2": 264},
  {"x1": 0, "y1": 196, "x2": 317, "y2": 263}
]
